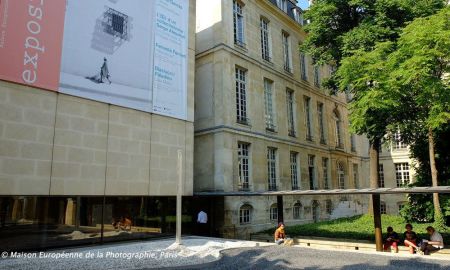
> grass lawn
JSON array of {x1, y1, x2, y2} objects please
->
[{"x1": 262, "y1": 215, "x2": 449, "y2": 244}]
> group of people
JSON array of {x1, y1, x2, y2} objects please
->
[{"x1": 384, "y1": 224, "x2": 444, "y2": 255}]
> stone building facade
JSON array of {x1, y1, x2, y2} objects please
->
[{"x1": 194, "y1": 0, "x2": 368, "y2": 239}]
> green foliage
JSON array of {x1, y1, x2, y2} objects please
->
[
  {"x1": 400, "y1": 193, "x2": 434, "y2": 223},
  {"x1": 260, "y1": 214, "x2": 449, "y2": 242}
]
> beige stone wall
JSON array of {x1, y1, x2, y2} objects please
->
[{"x1": 0, "y1": 0, "x2": 196, "y2": 196}]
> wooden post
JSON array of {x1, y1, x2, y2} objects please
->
[
  {"x1": 277, "y1": 195, "x2": 284, "y2": 224},
  {"x1": 176, "y1": 150, "x2": 183, "y2": 245}
]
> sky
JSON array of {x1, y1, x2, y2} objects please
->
[{"x1": 297, "y1": 0, "x2": 309, "y2": 10}]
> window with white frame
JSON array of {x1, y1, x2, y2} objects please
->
[
  {"x1": 293, "y1": 202, "x2": 303, "y2": 219},
  {"x1": 322, "y1": 158, "x2": 330, "y2": 189},
  {"x1": 260, "y1": 18, "x2": 271, "y2": 61},
  {"x1": 300, "y1": 53, "x2": 308, "y2": 80},
  {"x1": 338, "y1": 162, "x2": 345, "y2": 189},
  {"x1": 238, "y1": 143, "x2": 250, "y2": 190},
  {"x1": 378, "y1": 164, "x2": 385, "y2": 188},
  {"x1": 233, "y1": 0, "x2": 245, "y2": 47},
  {"x1": 380, "y1": 201, "x2": 387, "y2": 214},
  {"x1": 395, "y1": 163, "x2": 410, "y2": 187},
  {"x1": 267, "y1": 148, "x2": 277, "y2": 190},
  {"x1": 318, "y1": 103, "x2": 326, "y2": 144},
  {"x1": 308, "y1": 155, "x2": 316, "y2": 190},
  {"x1": 286, "y1": 89, "x2": 295, "y2": 136},
  {"x1": 276, "y1": 0, "x2": 287, "y2": 12},
  {"x1": 353, "y1": 164, "x2": 359, "y2": 188},
  {"x1": 290, "y1": 152, "x2": 299, "y2": 190},
  {"x1": 314, "y1": 65, "x2": 320, "y2": 87},
  {"x1": 305, "y1": 97, "x2": 312, "y2": 141},
  {"x1": 239, "y1": 204, "x2": 252, "y2": 224},
  {"x1": 235, "y1": 67, "x2": 248, "y2": 124},
  {"x1": 270, "y1": 203, "x2": 278, "y2": 221},
  {"x1": 264, "y1": 79, "x2": 275, "y2": 131},
  {"x1": 282, "y1": 32, "x2": 292, "y2": 72},
  {"x1": 393, "y1": 131, "x2": 406, "y2": 150},
  {"x1": 292, "y1": 8, "x2": 303, "y2": 25}
]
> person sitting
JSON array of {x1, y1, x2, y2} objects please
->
[
  {"x1": 419, "y1": 226, "x2": 444, "y2": 255},
  {"x1": 403, "y1": 223, "x2": 418, "y2": 254},
  {"x1": 274, "y1": 222, "x2": 286, "y2": 245},
  {"x1": 383, "y1": 226, "x2": 400, "y2": 253}
]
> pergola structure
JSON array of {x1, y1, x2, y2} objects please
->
[{"x1": 195, "y1": 186, "x2": 450, "y2": 251}]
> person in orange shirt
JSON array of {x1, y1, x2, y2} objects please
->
[{"x1": 274, "y1": 222, "x2": 286, "y2": 245}]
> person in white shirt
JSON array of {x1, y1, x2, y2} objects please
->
[
  {"x1": 197, "y1": 210, "x2": 208, "y2": 236},
  {"x1": 419, "y1": 226, "x2": 444, "y2": 255},
  {"x1": 197, "y1": 210, "x2": 208, "y2": 224}
]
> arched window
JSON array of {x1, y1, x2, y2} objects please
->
[
  {"x1": 334, "y1": 110, "x2": 343, "y2": 148},
  {"x1": 293, "y1": 201, "x2": 303, "y2": 220},
  {"x1": 312, "y1": 200, "x2": 320, "y2": 223},
  {"x1": 338, "y1": 162, "x2": 345, "y2": 189},
  {"x1": 270, "y1": 203, "x2": 278, "y2": 221},
  {"x1": 239, "y1": 204, "x2": 252, "y2": 224}
]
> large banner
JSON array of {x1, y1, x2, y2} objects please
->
[{"x1": 0, "y1": 0, "x2": 189, "y2": 120}]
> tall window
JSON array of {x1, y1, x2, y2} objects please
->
[
  {"x1": 393, "y1": 131, "x2": 406, "y2": 150},
  {"x1": 353, "y1": 164, "x2": 359, "y2": 188},
  {"x1": 235, "y1": 68, "x2": 248, "y2": 124},
  {"x1": 305, "y1": 97, "x2": 312, "y2": 141},
  {"x1": 260, "y1": 18, "x2": 270, "y2": 61},
  {"x1": 286, "y1": 89, "x2": 295, "y2": 136},
  {"x1": 380, "y1": 201, "x2": 387, "y2": 215},
  {"x1": 233, "y1": 0, "x2": 245, "y2": 47},
  {"x1": 238, "y1": 143, "x2": 250, "y2": 190},
  {"x1": 308, "y1": 155, "x2": 316, "y2": 190},
  {"x1": 322, "y1": 158, "x2": 329, "y2": 189},
  {"x1": 270, "y1": 203, "x2": 278, "y2": 221},
  {"x1": 338, "y1": 162, "x2": 345, "y2": 189},
  {"x1": 314, "y1": 65, "x2": 320, "y2": 87},
  {"x1": 300, "y1": 53, "x2": 307, "y2": 80},
  {"x1": 378, "y1": 164, "x2": 385, "y2": 188},
  {"x1": 350, "y1": 134, "x2": 356, "y2": 152},
  {"x1": 395, "y1": 163, "x2": 410, "y2": 187},
  {"x1": 334, "y1": 110, "x2": 343, "y2": 148},
  {"x1": 276, "y1": 0, "x2": 287, "y2": 12},
  {"x1": 293, "y1": 202, "x2": 303, "y2": 219},
  {"x1": 267, "y1": 148, "x2": 277, "y2": 191},
  {"x1": 282, "y1": 32, "x2": 291, "y2": 72},
  {"x1": 239, "y1": 204, "x2": 252, "y2": 224},
  {"x1": 264, "y1": 79, "x2": 275, "y2": 131},
  {"x1": 318, "y1": 103, "x2": 325, "y2": 144},
  {"x1": 290, "y1": 152, "x2": 299, "y2": 190}
]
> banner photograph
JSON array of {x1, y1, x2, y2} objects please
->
[{"x1": 0, "y1": 0, "x2": 189, "y2": 120}]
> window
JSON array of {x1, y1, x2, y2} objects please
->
[
  {"x1": 350, "y1": 134, "x2": 356, "y2": 152},
  {"x1": 353, "y1": 164, "x2": 359, "y2": 188},
  {"x1": 264, "y1": 79, "x2": 275, "y2": 131},
  {"x1": 322, "y1": 158, "x2": 329, "y2": 189},
  {"x1": 318, "y1": 103, "x2": 325, "y2": 144},
  {"x1": 325, "y1": 200, "x2": 333, "y2": 215},
  {"x1": 276, "y1": 0, "x2": 287, "y2": 12},
  {"x1": 378, "y1": 164, "x2": 385, "y2": 188},
  {"x1": 293, "y1": 202, "x2": 303, "y2": 219},
  {"x1": 395, "y1": 163, "x2": 410, "y2": 187},
  {"x1": 286, "y1": 89, "x2": 295, "y2": 136},
  {"x1": 380, "y1": 201, "x2": 386, "y2": 215},
  {"x1": 235, "y1": 68, "x2": 248, "y2": 124},
  {"x1": 267, "y1": 148, "x2": 277, "y2": 191},
  {"x1": 308, "y1": 155, "x2": 316, "y2": 190},
  {"x1": 282, "y1": 32, "x2": 292, "y2": 73},
  {"x1": 305, "y1": 97, "x2": 312, "y2": 141},
  {"x1": 233, "y1": 0, "x2": 245, "y2": 47},
  {"x1": 270, "y1": 203, "x2": 278, "y2": 221},
  {"x1": 300, "y1": 53, "x2": 308, "y2": 80},
  {"x1": 104, "y1": 8, "x2": 129, "y2": 40},
  {"x1": 338, "y1": 162, "x2": 345, "y2": 189},
  {"x1": 290, "y1": 152, "x2": 299, "y2": 190},
  {"x1": 292, "y1": 8, "x2": 303, "y2": 25},
  {"x1": 393, "y1": 131, "x2": 406, "y2": 150},
  {"x1": 260, "y1": 18, "x2": 271, "y2": 61},
  {"x1": 312, "y1": 200, "x2": 320, "y2": 222},
  {"x1": 314, "y1": 65, "x2": 320, "y2": 87},
  {"x1": 239, "y1": 204, "x2": 252, "y2": 224},
  {"x1": 238, "y1": 143, "x2": 250, "y2": 190},
  {"x1": 334, "y1": 110, "x2": 343, "y2": 148}
]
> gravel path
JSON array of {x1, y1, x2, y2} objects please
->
[{"x1": 181, "y1": 245, "x2": 450, "y2": 270}]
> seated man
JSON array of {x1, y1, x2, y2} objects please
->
[
  {"x1": 274, "y1": 222, "x2": 286, "y2": 245},
  {"x1": 420, "y1": 226, "x2": 444, "y2": 255},
  {"x1": 383, "y1": 226, "x2": 400, "y2": 253}
]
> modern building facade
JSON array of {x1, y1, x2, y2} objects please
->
[
  {"x1": 0, "y1": 0, "x2": 196, "y2": 251},
  {"x1": 194, "y1": 0, "x2": 368, "y2": 239}
]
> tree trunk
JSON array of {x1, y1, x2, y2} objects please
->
[
  {"x1": 428, "y1": 128, "x2": 442, "y2": 219},
  {"x1": 369, "y1": 137, "x2": 382, "y2": 251}
]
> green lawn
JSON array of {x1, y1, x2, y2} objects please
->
[{"x1": 262, "y1": 215, "x2": 449, "y2": 244}]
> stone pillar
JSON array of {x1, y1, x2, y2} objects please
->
[{"x1": 65, "y1": 198, "x2": 75, "y2": 225}]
